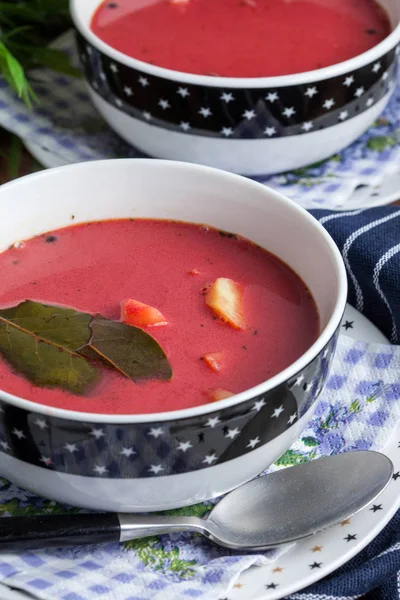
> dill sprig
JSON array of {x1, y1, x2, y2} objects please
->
[{"x1": 0, "y1": 0, "x2": 79, "y2": 107}]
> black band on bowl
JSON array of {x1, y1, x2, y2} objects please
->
[{"x1": 76, "y1": 33, "x2": 399, "y2": 140}]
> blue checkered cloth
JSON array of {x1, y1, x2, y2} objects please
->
[{"x1": 297, "y1": 205, "x2": 400, "y2": 600}]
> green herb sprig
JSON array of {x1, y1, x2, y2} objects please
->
[{"x1": 0, "y1": 0, "x2": 79, "y2": 107}]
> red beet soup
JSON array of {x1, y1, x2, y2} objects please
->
[
  {"x1": 0, "y1": 220, "x2": 319, "y2": 414},
  {"x1": 91, "y1": 0, "x2": 391, "y2": 77}
]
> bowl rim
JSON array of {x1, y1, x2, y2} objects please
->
[
  {"x1": 70, "y1": 0, "x2": 400, "y2": 88},
  {"x1": 0, "y1": 159, "x2": 348, "y2": 424}
]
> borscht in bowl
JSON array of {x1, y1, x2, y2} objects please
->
[
  {"x1": 71, "y1": 0, "x2": 400, "y2": 175},
  {"x1": 91, "y1": 0, "x2": 390, "y2": 77},
  {"x1": 0, "y1": 159, "x2": 346, "y2": 511}
]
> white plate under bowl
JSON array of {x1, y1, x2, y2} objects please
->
[
  {"x1": 0, "y1": 304, "x2": 397, "y2": 600},
  {"x1": 345, "y1": 172, "x2": 400, "y2": 209},
  {"x1": 24, "y1": 139, "x2": 70, "y2": 169}
]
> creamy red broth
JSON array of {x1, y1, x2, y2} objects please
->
[
  {"x1": 0, "y1": 220, "x2": 319, "y2": 414},
  {"x1": 91, "y1": 0, "x2": 391, "y2": 77}
]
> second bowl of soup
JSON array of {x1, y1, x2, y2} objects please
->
[{"x1": 71, "y1": 0, "x2": 400, "y2": 174}]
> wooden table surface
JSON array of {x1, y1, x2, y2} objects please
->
[{"x1": 0, "y1": 132, "x2": 42, "y2": 183}]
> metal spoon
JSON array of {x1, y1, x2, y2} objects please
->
[{"x1": 0, "y1": 451, "x2": 392, "y2": 552}]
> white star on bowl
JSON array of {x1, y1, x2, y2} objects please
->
[
  {"x1": 282, "y1": 106, "x2": 295, "y2": 118},
  {"x1": 149, "y1": 464, "x2": 164, "y2": 474},
  {"x1": 323, "y1": 98, "x2": 335, "y2": 110},
  {"x1": 221, "y1": 127, "x2": 233, "y2": 136},
  {"x1": 203, "y1": 454, "x2": 217, "y2": 465},
  {"x1": 120, "y1": 447, "x2": 136, "y2": 457},
  {"x1": 264, "y1": 127, "x2": 276, "y2": 137},
  {"x1": 343, "y1": 75, "x2": 355, "y2": 87},
  {"x1": 199, "y1": 107, "x2": 212, "y2": 118},
  {"x1": 65, "y1": 443, "x2": 78, "y2": 453},
  {"x1": 12, "y1": 428, "x2": 26, "y2": 440},
  {"x1": 177, "y1": 87, "x2": 190, "y2": 97},
  {"x1": 246, "y1": 437, "x2": 260, "y2": 449},
  {"x1": 266, "y1": 92, "x2": 279, "y2": 102},
  {"x1": 148, "y1": 427, "x2": 164, "y2": 438},
  {"x1": 221, "y1": 92, "x2": 234, "y2": 103},
  {"x1": 205, "y1": 416, "x2": 220, "y2": 428},
  {"x1": 158, "y1": 99, "x2": 170, "y2": 110},
  {"x1": 177, "y1": 441, "x2": 193, "y2": 452},
  {"x1": 93, "y1": 465, "x2": 108, "y2": 475},
  {"x1": 271, "y1": 405, "x2": 284, "y2": 418},
  {"x1": 304, "y1": 87, "x2": 317, "y2": 98},
  {"x1": 90, "y1": 428, "x2": 105, "y2": 439},
  {"x1": 252, "y1": 398, "x2": 266, "y2": 412},
  {"x1": 302, "y1": 121, "x2": 313, "y2": 131},
  {"x1": 242, "y1": 109, "x2": 256, "y2": 120},
  {"x1": 294, "y1": 374, "x2": 305, "y2": 386},
  {"x1": 225, "y1": 428, "x2": 240, "y2": 439}
]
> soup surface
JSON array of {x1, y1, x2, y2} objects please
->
[
  {"x1": 0, "y1": 220, "x2": 318, "y2": 414},
  {"x1": 91, "y1": 0, "x2": 391, "y2": 77}
]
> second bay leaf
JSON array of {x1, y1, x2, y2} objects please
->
[{"x1": 81, "y1": 315, "x2": 172, "y2": 382}]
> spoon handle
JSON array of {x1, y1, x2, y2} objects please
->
[
  {"x1": 0, "y1": 513, "x2": 203, "y2": 552},
  {"x1": 0, "y1": 513, "x2": 121, "y2": 552}
]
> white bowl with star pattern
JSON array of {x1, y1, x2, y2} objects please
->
[
  {"x1": 0, "y1": 159, "x2": 347, "y2": 511},
  {"x1": 70, "y1": 0, "x2": 400, "y2": 175}
]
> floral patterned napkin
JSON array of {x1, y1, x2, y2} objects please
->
[
  {"x1": 0, "y1": 335, "x2": 398, "y2": 600},
  {"x1": 0, "y1": 31, "x2": 400, "y2": 209}
]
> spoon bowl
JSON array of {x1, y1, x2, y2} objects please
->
[{"x1": 202, "y1": 451, "x2": 393, "y2": 549}]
